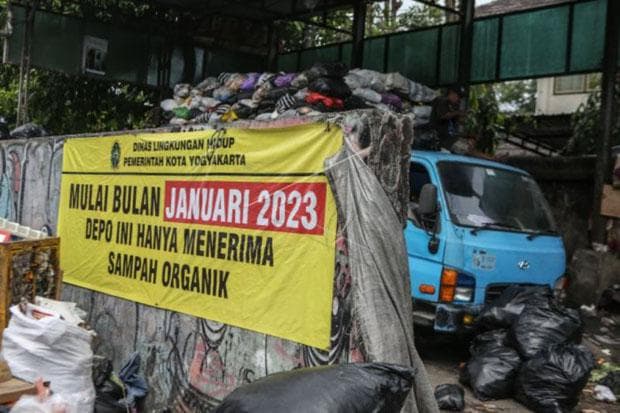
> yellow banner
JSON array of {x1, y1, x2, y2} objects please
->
[{"x1": 58, "y1": 123, "x2": 342, "y2": 349}]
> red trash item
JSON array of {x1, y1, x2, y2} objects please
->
[{"x1": 305, "y1": 92, "x2": 344, "y2": 109}]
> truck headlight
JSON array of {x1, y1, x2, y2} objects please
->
[
  {"x1": 455, "y1": 273, "x2": 475, "y2": 302},
  {"x1": 440, "y1": 269, "x2": 475, "y2": 302},
  {"x1": 455, "y1": 287, "x2": 474, "y2": 302}
]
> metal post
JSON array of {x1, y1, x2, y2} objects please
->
[
  {"x1": 351, "y1": 0, "x2": 366, "y2": 68},
  {"x1": 16, "y1": 0, "x2": 38, "y2": 126},
  {"x1": 1, "y1": 4, "x2": 13, "y2": 64},
  {"x1": 592, "y1": 0, "x2": 619, "y2": 245},
  {"x1": 267, "y1": 22, "x2": 279, "y2": 72},
  {"x1": 458, "y1": 0, "x2": 474, "y2": 100}
]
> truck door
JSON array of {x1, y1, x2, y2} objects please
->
[{"x1": 405, "y1": 160, "x2": 446, "y2": 303}]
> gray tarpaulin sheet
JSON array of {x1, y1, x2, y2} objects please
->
[{"x1": 326, "y1": 116, "x2": 437, "y2": 413}]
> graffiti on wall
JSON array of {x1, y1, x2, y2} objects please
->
[
  {"x1": 0, "y1": 134, "x2": 366, "y2": 411},
  {"x1": 0, "y1": 137, "x2": 63, "y2": 233}
]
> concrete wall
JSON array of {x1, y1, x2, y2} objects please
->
[
  {"x1": 0, "y1": 134, "x2": 362, "y2": 411},
  {"x1": 0, "y1": 111, "x2": 428, "y2": 412},
  {"x1": 535, "y1": 77, "x2": 591, "y2": 115}
]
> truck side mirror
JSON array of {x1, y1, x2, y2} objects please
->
[
  {"x1": 418, "y1": 184, "x2": 440, "y2": 254},
  {"x1": 418, "y1": 184, "x2": 438, "y2": 216}
]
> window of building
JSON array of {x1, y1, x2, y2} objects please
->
[{"x1": 554, "y1": 74, "x2": 601, "y2": 95}]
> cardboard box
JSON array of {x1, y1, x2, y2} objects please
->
[
  {"x1": 0, "y1": 361, "x2": 11, "y2": 384},
  {"x1": 601, "y1": 185, "x2": 620, "y2": 219}
]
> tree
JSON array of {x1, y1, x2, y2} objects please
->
[
  {"x1": 565, "y1": 86, "x2": 620, "y2": 155},
  {"x1": 494, "y1": 80, "x2": 536, "y2": 114},
  {"x1": 0, "y1": 64, "x2": 160, "y2": 135},
  {"x1": 465, "y1": 84, "x2": 504, "y2": 154},
  {"x1": 280, "y1": 1, "x2": 445, "y2": 51}
]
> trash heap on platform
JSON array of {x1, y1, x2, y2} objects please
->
[{"x1": 159, "y1": 63, "x2": 437, "y2": 127}]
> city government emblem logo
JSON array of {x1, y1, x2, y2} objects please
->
[{"x1": 111, "y1": 141, "x2": 120, "y2": 169}]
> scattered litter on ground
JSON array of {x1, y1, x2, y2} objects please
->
[
  {"x1": 581, "y1": 304, "x2": 598, "y2": 317},
  {"x1": 434, "y1": 383, "x2": 465, "y2": 411},
  {"x1": 593, "y1": 384, "x2": 617, "y2": 402},
  {"x1": 464, "y1": 401, "x2": 504, "y2": 412},
  {"x1": 213, "y1": 363, "x2": 416, "y2": 413}
]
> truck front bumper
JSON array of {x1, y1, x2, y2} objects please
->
[{"x1": 413, "y1": 301, "x2": 483, "y2": 333}]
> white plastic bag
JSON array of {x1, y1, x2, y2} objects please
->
[
  {"x1": 11, "y1": 393, "x2": 74, "y2": 413},
  {"x1": 2, "y1": 304, "x2": 96, "y2": 412},
  {"x1": 34, "y1": 296, "x2": 88, "y2": 327}
]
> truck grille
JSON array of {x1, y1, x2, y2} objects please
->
[
  {"x1": 485, "y1": 285, "x2": 509, "y2": 304},
  {"x1": 485, "y1": 283, "x2": 538, "y2": 304}
]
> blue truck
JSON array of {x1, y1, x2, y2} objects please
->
[{"x1": 406, "y1": 151, "x2": 567, "y2": 332}]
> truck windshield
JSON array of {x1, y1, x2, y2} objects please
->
[{"x1": 437, "y1": 161, "x2": 557, "y2": 234}]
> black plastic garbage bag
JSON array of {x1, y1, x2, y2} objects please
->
[
  {"x1": 0, "y1": 117, "x2": 9, "y2": 140},
  {"x1": 476, "y1": 285, "x2": 552, "y2": 329},
  {"x1": 309, "y1": 77, "x2": 352, "y2": 99},
  {"x1": 95, "y1": 379, "x2": 126, "y2": 413},
  {"x1": 214, "y1": 363, "x2": 416, "y2": 413},
  {"x1": 515, "y1": 343, "x2": 594, "y2": 413},
  {"x1": 469, "y1": 330, "x2": 509, "y2": 356},
  {"x1": 434, "y1": 384, "x2": 465, "y2": 411},
  {"x1": 511, "y1": 304, "x2": 582, "y2": 359},
  {"x1": 460, "y1": 345, "x2": 521, "y2": 401},
  {"x1": 600, "y1": 370, "x2": 620, "y2": 395},
  {"x1": 306, "y1": 62, "x2": 349, "y2": 80},
  {"x1": 10, "y1": 122, "x2": 48, "y2": 138}
]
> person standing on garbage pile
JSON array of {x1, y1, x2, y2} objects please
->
[
  {"x1": 430, "y1": 86, "x2": 496, "y2": 160},
  {"x1": 430, "y1": 85, "x2": 468, "y2": 152}
]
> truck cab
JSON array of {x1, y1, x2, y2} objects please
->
[{"x1": 406, "y1": 151, "x2": 566, "y2": 332}]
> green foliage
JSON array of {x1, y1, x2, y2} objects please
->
[
  {"x1": 566, "y1": 87, "x2": 620, "y2": 155},
  {"x1": 0, "y1": 65, "x2": 160, "y2": 135},
  {"x1": 280, "y1": 1, "x2": 446, "y2": 51},
  {"x1": 494, "y1": 80, "x2": 536, "y2": 114},
  {"x1": 465, "y1": 84, "x2": 505, "y2": 154}
]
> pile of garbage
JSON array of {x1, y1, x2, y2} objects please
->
[
  {"x1": 160, "y1": 63, "x2": 437, "y2": 126},
  {"x1": 460, "y1": 286, "x2": 595, "y2": 412},
  {"x1": 0, "y1": 297, "x2": 148, "y2": 412}
]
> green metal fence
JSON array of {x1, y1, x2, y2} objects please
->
[{"x1": 278, "y1": 0, "x2": 617, "y2": 86}]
